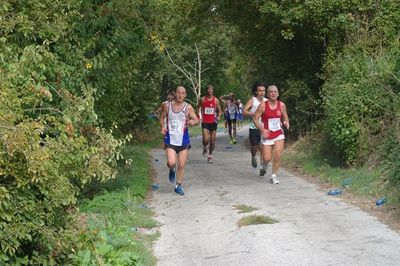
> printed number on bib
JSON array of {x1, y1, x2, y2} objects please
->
[
  {"x1": 268, "y1": 118, "x2": 281, "y2": 131},
  {"x1": 169, "y1": 120, "x2": 182, "y2": 134},
  {"x1": 204, "y1": 107, "x2": 215, "y2": 115}
]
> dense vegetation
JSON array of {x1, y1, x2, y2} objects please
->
[{"x1": 1, "y1": 0, "x2": 399, "y2": 264}]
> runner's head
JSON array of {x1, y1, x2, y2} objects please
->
[
  {"x1": 167, "y1": 90, "x2": 175, "y2": 101},
  {"x1": 175, "y1": 86, "x2": 187, "y2": 103},
  {"x1": 206, "y1": 85, "x2": 214, "y2": 96},
  {"x1": 252, "y1": 82, "x2": 267, "y2": 98},
  {"x1": 267, "y1": 85, "x2": 279, "y2": 101}
]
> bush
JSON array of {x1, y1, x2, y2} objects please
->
[
  {"x1": 0, "y1": 1, "x2": 125, "y2": 263},
  {"x1": 322, "y1": 41, "x2": 399, "y2": 164}
]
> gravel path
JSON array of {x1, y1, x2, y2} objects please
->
[{"x1": 150, "y1": 126, "x2": 400, "y2": 266}]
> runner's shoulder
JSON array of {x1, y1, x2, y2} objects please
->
[{"x1": 186, "y1": 102, "x2": 195, "y2": 110}]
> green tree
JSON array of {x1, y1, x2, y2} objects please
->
[{"x1": 0, "y1": 1, "x2": 124, "y2": 263}]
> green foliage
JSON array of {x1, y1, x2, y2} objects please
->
[
  {"x1": 76, "y1": 0, "x2": 165, "y2": 132},
  {"x1": 380, "y1": 127, "x2": 400, "y2": 199},
  {"x1": 0, "y1": 1, "x2": 126, "y2": 264},
  {"x1": 283, "y1": 132, "x2": 394, "y2": 201},
  {"x1": 73, "y1": 145, "x2": 158, "y2": 266},
  {"x1": 150, "y1": 1, "x2": 234, "y2": 103},
  {"x1": 322, "y1": 40, "x2": 399, "y2": 164}
]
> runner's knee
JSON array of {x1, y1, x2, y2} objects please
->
[
  {"x1": 177, "y1": 160, "x2": 185, "y2": 169},
  {"x1": 167, "y1": 160, "x2": 176, "y2": 169},
  {"x1": 273, "y1": 153, "x2": 282, "y2": 161}
]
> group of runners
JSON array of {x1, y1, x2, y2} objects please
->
[{"x1": 158, "y1": 83, "x2": 289, "y2": 195}]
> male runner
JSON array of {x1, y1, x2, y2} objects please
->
[
  {"x1": 236, "y1": 99, "x2": 244, "y2": 129},
  {"x1": 243, "y1": 82, "x2": 267, "y2": 174},
  {"x1": 226, "y1": 93, "x2": 238, "y2": 144},
  {"x1": 159, "y1": 86, "x2": 199, "y2": 195},
  {"x1": 198, "y1": 85, "x2": 222, "y2": 163}
]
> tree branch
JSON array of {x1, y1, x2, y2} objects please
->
[
  {"x1": 23, "y1": 107, "x2": 64, "y2": 115},
  {"x1": 0, "y1": 124, "x2": 16, "y2": 130},
  {"x1": 165, "y1": 48, "x2": 193, "y2": 81}
]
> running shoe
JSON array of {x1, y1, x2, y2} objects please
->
[
  {"x1": 207, "y1": 156, "x2": 213, "y2": 163},
  {"x1": 270, "y1": 174, "x2": 280, "y2": 184},
  {"x1": 229, "y1": 139, "x2": 234, "y2": 145},
  {"x1": 251, "y1": 157, "x2": 257, "y2": 168},
  {"x1": 168, "y1": 168, "x2": 176, "y2": 183},
  {"x1": 259, "y1": 166, "x2": 266, "y2": 177},
  {"x1": 174, "y1": 184, "x2": 184, "y2": 196},
  {"x1": 233, "y1": 139, "x2": 237, "y2": 144}
]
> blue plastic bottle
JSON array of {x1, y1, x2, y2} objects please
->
[
  {"x1": 327, "y1": 189, "x2": 342, "y2": 195},
  {"x1": 151, "y1": 183, "x2": 159, "y2": 191},
  {"x1": 376, "y1": 197, "x2": 387, "y2": 206}
]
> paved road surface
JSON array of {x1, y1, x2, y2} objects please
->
[{"x1": 151, "y1": 126, "x2": 400, "y2": 266}]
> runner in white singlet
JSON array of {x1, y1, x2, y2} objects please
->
[{"x1": 159, "y1": 86, "x2": 199, "y2": 195}]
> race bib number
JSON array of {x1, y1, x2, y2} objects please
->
[
  {"x1": 169, "y1": 119, "x2": 182, "y2": 134},
  {"x1": 268, "y1": 118, "x2": 281, "y2": 131},
  {"x1": 204, "y1": 107, "x2": 215, "y2": 115}
]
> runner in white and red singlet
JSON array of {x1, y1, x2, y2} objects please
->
[
  {"x1": 198, "y1": 85, "x2": 222, "y2": 163},
  {"x1": 253, "y1": 85, "x2": 290, "y2": 184}
]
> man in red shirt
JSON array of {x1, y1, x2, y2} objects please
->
[
  {"x1": 198, "y1": 85, "x2": 222, "y2": 163},
  {"x1": 253, "y1": 85, "x2": 290, "y2": 184}
]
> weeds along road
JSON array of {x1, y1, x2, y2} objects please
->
[{"x1": 150, "y1": 126, "x2": 400, "y2": 266}]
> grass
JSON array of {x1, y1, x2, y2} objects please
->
[
  {"x1": 238, "y1": 215, "x2": 278, "y2": 227},
  {"x1": 233, "y1": 204, "x2": 259, "y2": 213},
  {"x1": 283, "y1": 136, "x2": 396, "y2": 204},
  {"x1": 75, "y1": 144, "x2": 159, "y2": 265}
]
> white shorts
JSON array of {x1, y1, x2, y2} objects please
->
[{"x1": 262, "y1": 134, "x2": 285, "y2": 145}]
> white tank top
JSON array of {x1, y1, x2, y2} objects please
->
[
  {"x1": 249, "y1": 96, "x2": 267, "y2": 129},
  {"x1": 166, "y1": 102, "x2": 189, "y2": 146},
  {"x1": 227, "y1": 100, "x2": 236, "y2": 120}
]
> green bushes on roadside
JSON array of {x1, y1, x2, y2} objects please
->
[
  {"x1": 322, "y1": 42, "x2": 400, "y2": 165},
  {"x1": 0, "y1": 1, "x2": 125, "y2": 264}
]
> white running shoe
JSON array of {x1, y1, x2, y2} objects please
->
[{"x1": 270, "y1": 174, "x2": 280, "y2": 184}]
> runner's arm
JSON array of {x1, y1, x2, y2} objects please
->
[
  {"x1": 197, "y1": 97, "x2": 203, "y2": 119},
  {"x1": 187, "y1": 105, "x2": 200, "y2": 127},
  {"x1": 159, "y1": 102, "x2": 168, "y2": 135},
  {"x1": 253, "y1": 102, "x2": 269, "y2": 139},
  {"x1": 155, "y1": 101, "x2": 165, "y2": 118},
  {"x1": 242, "y1": 98, "x2": 254, "y2": 116},
  {"x1": 281, "y1": 102, "x2": 290, "y2": 130},
  {"x1": 216, "y1": 98, "x2": 222, "y2": 120}
]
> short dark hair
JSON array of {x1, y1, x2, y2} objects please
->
[{"x1": 251, "y1": 82, "x2": 268, "y2": 96}]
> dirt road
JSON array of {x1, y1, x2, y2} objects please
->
[{"x1": 150, "y1": 126, "x2": 400, "y2": 266}]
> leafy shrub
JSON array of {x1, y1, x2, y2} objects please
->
[
  {"x1": 322, "y1": 41, "x2": 399, "y2": 164},
  {"x1": 0, "y1": 1, "x2": 125, "y2": 264}
]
